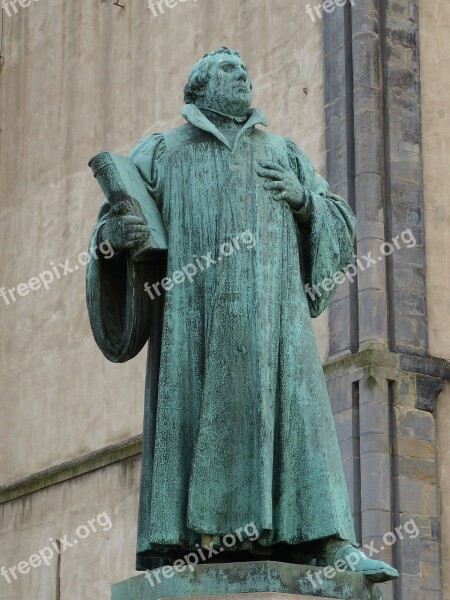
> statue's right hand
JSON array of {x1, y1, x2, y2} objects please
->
[{"x1": 100, "y1": 203, "x2": 151, "y2": 251}]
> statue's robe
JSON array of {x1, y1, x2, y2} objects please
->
[{"x1": 86, "y1": 105, "x2": 358, "y2": 571}]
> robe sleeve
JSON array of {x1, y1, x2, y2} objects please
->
[
  {"x1": 86, "y1": 133, "x2": 166, "y2": 363},
  {"x1": 285, "y1": 138, "x2": 356, "y2": 318}
]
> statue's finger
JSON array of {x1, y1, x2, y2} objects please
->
[
  {"x1": 123, "y1": 239, "x2": 143, "y2": 249},
  {"x1": 124, "y1": 235, "x2": 151, "y2": 248},
  {"x1": 122, "y1": 215, "x2": 147, "y2": 226},
  {"x1": 258, "y1": 160, "x2": 285, "y2": 172},
  {"x1": 264, "y1": 181, "x2": 285, "y2": 190},
  {"x1": 109, "y1": 201, "x2": 132, "y2": 216},
  {"x1": 127, "y1": 232, "x2": 150, "y2": 241},
  {"x1": 257, "y1": 168, "x2": 284, "y2": 180},
  {"x1": 274, "y1": 192, "x2": 288, "y2": 201},
  {"x1": 127, "y1": 224, "x2": 150, "y2": 234}
]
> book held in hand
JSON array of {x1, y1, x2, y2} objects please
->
[{"x1": 89, "y1": 151, "x2": 168, "y2": 262}]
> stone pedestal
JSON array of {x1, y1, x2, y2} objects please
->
[{"x1": 111, "y1": 561, "x2": 382, "y2": 600}]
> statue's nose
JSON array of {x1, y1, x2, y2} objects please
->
[{"x1": 233, "y1": 65, "x2": 246, "y2": 79}]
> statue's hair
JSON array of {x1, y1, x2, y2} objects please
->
[{"x1": 184, "y1": 47, "x2": 246, "y2": 104}]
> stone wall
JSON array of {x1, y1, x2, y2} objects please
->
[
  {"x1": 322, "y1": 0, "x2": 450, "y2": 597},
  {"x1": 419, "y1": 0, "x2": 450, "y2": 595}
]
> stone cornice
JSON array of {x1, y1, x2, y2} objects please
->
[{"x1": 0, "y1": 435, "x2": 142, "y2": 505}]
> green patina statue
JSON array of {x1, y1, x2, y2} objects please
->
[{"x1": 86, "y1": 47, "x2": 398, "y2": 584}]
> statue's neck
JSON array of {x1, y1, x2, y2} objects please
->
[
  {"x1": 197, "y1": 106, "x2": 249, "y2": 126},
  {"x1": 197, "y1": 107, "x2": 249, "y2": 148}
]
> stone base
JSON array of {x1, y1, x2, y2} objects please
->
[
  {"x1": 111, "y1": 561, "x2": 382, "y2": 600},
  {"x1": 159, "y1": 596, "x2": 341, "y2": 600},
  {"x1": 161, "y1": 596, "x2": 334, "y2": 600}
]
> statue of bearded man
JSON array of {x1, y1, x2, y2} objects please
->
[{"x1": 87, "y1": 47, "x2": 398, "y2": 583}]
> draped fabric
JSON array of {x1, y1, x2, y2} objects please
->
[{"x1": 86, "y1": 105, "x2": 357, "y2": 571}]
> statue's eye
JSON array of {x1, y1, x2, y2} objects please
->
[{"x1": 221, "y1": 64, "x2": 234, "y2": 73}]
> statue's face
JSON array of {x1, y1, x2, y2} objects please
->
[{"x1": 200, "y1": 54, "x2": 252, "y2": 117}]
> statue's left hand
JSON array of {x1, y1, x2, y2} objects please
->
[{"x1": 257, "y1": 161, "x2": 306, "y2": 212}]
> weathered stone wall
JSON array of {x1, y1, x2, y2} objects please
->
[
  {"x1": 321, "y1": 0, "x2": 449, "y2": 598},
  {"x1": 0, "y1": 456, "x2": 140, "y2": 598},
  {"x1": 419, "y1": 0, "x2": 450, "y2": 596},
  {"x1": 437, "y1": 384, "x2": 450, "y2": 599},
  {"x1": 420, "y1": 0, "x2": 450, "y2": 362}
]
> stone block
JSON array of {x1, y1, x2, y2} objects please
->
[
  {"x1": 419, "y1": 561, "x2": 441, "y2": 591},
  {"x1": 360, "y1": 432, "x2": 390, "y2": 455},
  {"x1": 111, "y1": 562, "x2": 383, "y2": 600},
  {"x1": 420, "y1": 539, "x2": 440, "y2": 564},
  {"x1": 360, "y1": 509, "x2": 392, "y2": 541},
  {"x1": 396, "y1": 479, "x2": 438, "y2": 517},
  {"x1": 394, "y1": 436, "x2": 435, "y2": 461},
  {"x1": 359, "y1": 402, "x2": 389, "y2": 436},
  {"x1": 165, "y1": 595, "x2": 340, "y2": 600},
  {"x1": 396, "y1": 456, "x2": 436, "y2": 484},
  {"x1": 324, "y1": 45, "x2": 346, "y2": 106},
  {"x1": 394, "y1": 407, "x2": 436, "y2": 442}
]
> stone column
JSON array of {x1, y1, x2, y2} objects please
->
[{"x1": 322, "y1": 1, "x2": 446, "y2": 597}]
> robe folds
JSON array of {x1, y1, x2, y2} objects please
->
[{"x1": 86, "y1": 105, "x2": 358, "y2": 571}]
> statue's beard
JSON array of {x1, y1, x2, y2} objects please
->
[{"x1": 199, "y1": 90, "x2": 251, "y2": 118}]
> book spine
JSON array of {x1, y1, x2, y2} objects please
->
[{"x1": 88, "y1": 153, "x2": 127, "y2": 205}]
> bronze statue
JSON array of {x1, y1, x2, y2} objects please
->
[{"x1": 87, "y1": 47, "x2": 398, "y2": 584}]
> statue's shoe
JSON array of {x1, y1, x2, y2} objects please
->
[{"x1": 318, "y1": 541, "x2": 399, "y2": 583}]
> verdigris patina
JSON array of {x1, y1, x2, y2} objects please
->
[{"x1": 86, "y1": 47, "x2": 398, "y2": 585}]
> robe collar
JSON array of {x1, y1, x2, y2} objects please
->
[{"x1": 180, "y1": 103, "x2": 268, "y2": 150}]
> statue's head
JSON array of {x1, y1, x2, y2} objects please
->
[{"x1": 184, "y1": 47, "x2": 253, "y2": 118}]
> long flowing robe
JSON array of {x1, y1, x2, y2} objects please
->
[{"x1": 86, "y1": 105, "x2": 358, "y2": 571}]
